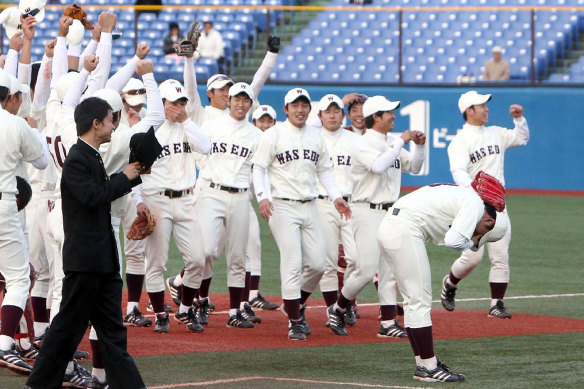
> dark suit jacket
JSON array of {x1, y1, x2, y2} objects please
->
[{"x1": 61, "y1": 139, "x2": 134, "y2": 273}]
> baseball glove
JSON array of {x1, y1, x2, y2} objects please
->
[
  {"x1": 471, "y1": 171, "x2": 506, "y2": 212},
  {"x1": 176, "y1": 20, "x2": 201, "y2": 56},
  {"x1": 126, "y1": 208, "x2": 156, "y2": 240}
]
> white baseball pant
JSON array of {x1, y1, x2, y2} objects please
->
[
  {"x1": 246, "y1": 204, "x2": 262, "y2": 276},
  {"x1": 122, "y1": 197, "x2": 146, "y2": 276},
  {"x1": 27, "y1": 193, "x2": 50, "y2": 299},
  {"x1": 45, "y1": 199, "x2": 65, "y2": 322}
]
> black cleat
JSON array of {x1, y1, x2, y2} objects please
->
[
  {"x1": 377, "y1": 319, "x2": 408, "y2": 339},
  {"x1": 488, "y1": 299, "x2": 512, "y2": 319},
  {"x1": 166, "y1": 276, "x2": 182, "y2": 307},
  {"x1": 440, "y1": 275, "x2": 457, "y2": 312},
  {"x1": 241, "y1": 303, "x2": 261, "y2": 324},
  {"x1": 249, "y1": 292, "x2": 279, "y2": 310},
  {"x1": 227, "y1": 310, "x2": 254, "y2": 328},
  {"x1": 413, "y1": 359, "x2": 466, "y2": 382},
  {"x1": 123, "y1": 306, "x2": 152, "y2": 327},
  {"x1": 0, "y1": 345, "x2": 33, "y2": 375},
  {"x1": 174, "y1": 306, "x2": 204, "y2": 332},
  {"x1": 197, "y1": 298, "x2": 210, "y2": 325},
  {"x1": 288, "y1": 319, "x2": 306, "y2": 341},
  {"x1": 299, "y1": 304, "x2": 311, "y2": 335},
  {"x1": 154, "y1": 312, "x2": 170, "y2": 333},
  {"x1": 344, "y1": 305, "x2": 357, "y2": 326},
  {"x1": 327, "y1": 305, "x2": 348, "y2": 335}
]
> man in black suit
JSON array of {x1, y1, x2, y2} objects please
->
[{"x1": 26, "y1": 97, "x2": 146, "y2": 389}]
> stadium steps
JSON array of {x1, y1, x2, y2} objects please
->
[
  {"x1": 547, "y1": 32, "x2": 584, "y2": 76},
  {"x1": 232, "y1": 0, "x2": 331, "y2": 81}
]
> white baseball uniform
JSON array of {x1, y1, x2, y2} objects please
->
[{"x1": 447, "y1": 117, "x2": 529, "y2": 283}]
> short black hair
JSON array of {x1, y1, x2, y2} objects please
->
[
  {"x1": 169, "y1": 22, "x2": 179, "y2": 30},
  {"x1": 285, "y1": 95, "x2": 311, "y2": 108},
  {"x1": 0, "y1": 86, "x2": 8, "y2": 103},
  {"x1": 74, "y1": 97, "x2": 112, "y2": 136},
  {"x1": 204, "y1": 21, "x2": 213, "y2": 26},
  {"x1": 30, "y1": 62, "x2": 41, "y2": 94},
  {"x1": 364, "y1": 111, "x2": 383, "y2": 129},
  {"x1": 484, "y1": 202, "x2": 497, "y2": 220}
]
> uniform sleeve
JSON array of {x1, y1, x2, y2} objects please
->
[
  {"x1": 4, "y1": 49, "x2": 19, "y2": 77},
  {"x1": 316, "y1": 138, "x2": 334, "y2": 174},
  {"x1": 352, "y1": 136, "x2": 381, "y2": 172},
  {"x1": 131, "y1": 72, "x2": 165, "y2": 133},
  {"x1": 61, "y1": 69, "x2": 89, "y2": 120},
  {"x1": 370, "y1": 138, "x2": 404, "y2": 174},
  {"x1": 449, "y1": 199, "x2": 483, "y2": 241},
  {"x1": 447, "y1": 134, "x2": 473, "y2": 187},
  {"x1": 50, "y1": 37, "x2": 68, "y2": 90},
  {"x1": 444, "y1": 230, "x2": 474, "y2": 251},
  {"x1": 250, "y1": 51, "x2": 277, "y2": 98},
  {"x1": 85, "y1": 32, "x2": 113, "y2": 96},
  {"x1": 31, "y1": 56, "x2": 52, "y2": 116},
  {"x1": 183, "y1": 119, "x2": 211, "y2": 154},
  {"x1": 500, "y1": 117, "x2": 529, "y2": 150},
  {"x1": 184, "y1": 57, "x2": 206, "y2": 126},
  {"x1": 78, "y1": 40, "x2": 98, "y2": 72},
  {"x1": 19, "y1": 119, "x2": 46, "y2": 163},
  {"x1": 404, "y1": 144, "x2": 425, "y2": 174},
  {"x1": 250, "y1": 129, "x2": 275, "y2": 170},
  {"x1": 105, "y1": 55, "x2": 140, "y2": 92}
]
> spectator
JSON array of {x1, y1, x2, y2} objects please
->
[
  {"x1": 162, "y1": 22, "x2": 180, "y2": 56},
  {"x1": 483, "y1": 46, "x2": 510, "y2": 81},
  {"x1": 195, "y1": 21, "x2": 224, "y2": 61}
]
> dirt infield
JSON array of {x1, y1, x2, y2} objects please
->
[{"x1": 75, "y1": 293, "x2": 584, "y2": 357}]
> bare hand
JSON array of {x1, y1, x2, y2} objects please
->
[
  {"x1": 341, "y1": 93, "x2": 362, "y2": 106},
  {"x1": 58, "y1": 16, "x2": 73, "y2": 37},
  {"x1": 135, "y1": 59, "x2": 153, "y2": 75},
  {"x1": 98, "y1": 12, "x2": 117, "y2": 33},
  {"x1": 44, "y1": 39, "x2": 56, "y2": 57},
  {"x1": 127, "y1": 108, "x2": 141, "y2": 127},
  {"x1": 136, "y1": 202, "x2": 150, "y2": 217},
  {"x1": 123, "y1": 162, "x2": 141, "y2": 180},
  {"x1": 91, "y1": 24, "x2": 102, "y2": 42},
  {"x1": 400, "y1": 130, "x2": 416, "y2": 144},
  {"x1": 136, "y1": 43, "x2": 150, "y2": 60},
  {"x1": 83, "y1": 55, "x2": 99, "y2": 72},
  {"x1": 9, "y1": 32, "x2": 24, "y2": 52},
  {"x1": 509, "y1": 104, "x2": 523, "y2": 118},
  {"x1": 25, "y1": 117, "x2": 38, "y2": 128},
  {"x1": 166, "y1": 104, "x2": 188, "y2": 123},
  {"x1": 21, "y1": 15, "x2": 36, "y2": 41},
  {"x1": 412, "y1": 131, "x2": 426, "y2": 145},
  {"x1": 334, "y1": 198, "x2": 352, "y2": 220},
  {"x1": 258, "y1": 199, "x2": 274, "y2": 222}
]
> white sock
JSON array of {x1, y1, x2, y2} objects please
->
[
  {"x1": 92, "y1": 367, "x2": 106, "y2": 383},
  {"x1": 174, "y1": 273, "x2": 183, "y2": 286},
  {"x1": 179, "y1": 304, "x2": 191, "y2": 314},
  {"x1": 34, "y1": 322, "x2": 50, "y2": 337},
  {"x1": 239, "y1": 301, "x2": 247, "y2": 310},
  {"x1": 229, "y1": 308, "x2": 237, "y2": 317},
  {"x1": 0, "y1": 335, "x2": 14, "y2": 350},
  {"x1": 249, "y1": 290, "x2": 259, "y2": 300},
  {"x1": 446, "y1": 278, "x2": 458, "y2": 288},
  {"x1": 380, "y1": 319, "x2": 395, "y2": 328},
  {"x1": 18, "y1": 337, "x2": 32, "y2": 350},
  {"x1": 126, "y1": 302, "x2": 139, "y2": 315},
  {"x1": 65, "y1": 361, "x2": 74, "y2": 374},
  {"x1": 333, "y1": 303, "x2": 345, "y2": 313},
  {"x1": 491, "y1": 298, "x2": 500, "y2": 307},
  {"x1": 420, "y1": 356, "x2": 438, "y2": 371},
  {"x1": 415, "y1": 355, "x2": 422, "y2": 366}
]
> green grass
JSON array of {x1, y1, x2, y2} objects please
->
[{"x1": 2, "y1": 194, "x2": 583, "y2": 388}]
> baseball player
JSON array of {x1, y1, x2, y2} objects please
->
[
  {"x1": 0, "y1": 68, "x2": 48, "y2": 374},
  {"x1": 133, "y1": 78, "x2": 211, "y2": 334},
  {"x1": 441, "y1": 91, "x2": 529, "y2": 318},
  {"x1": 120, "y1": 78, "x2": 147, "y2": 127},
  {"x1": 373, "y1": 174, "x2": 509, "y2": 382},
  {"x1": 326, "y1": 95, "x2": 425, "y2": 337},
  {"x1": 313, "y1": 94, "x2": 360, "y2": 325},
  {"x1": 345, "y1": 93, "x2": 368, "y2": 135},
  {"x1": 195, "y1": 82, "x2": 262, "y2": 328},
  {"x1": 251, "y1": 88, "x2": 351, "y2": 340}
]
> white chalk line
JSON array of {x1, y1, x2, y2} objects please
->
[{"x1": 150, "y1": 376, "x2": 428, "y2": 389}]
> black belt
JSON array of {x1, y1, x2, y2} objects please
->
[
  {"x1": 161, "y1": 189, "x2": 190, "y2": 198},
  {"x1": 276, "y1": 197, "x2": 313, "y2": 204},
  {"x1": 370, "y1": 202, "x2": 393, "y2": 211},
  {"x1": 318, "y1": 195, "x2": 350, "y2": 202},
  {"x1": 209, "y1": 182, "x2": 248, "y2": 193}
]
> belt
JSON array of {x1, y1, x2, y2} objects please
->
[
  {"x1": 209, "y1": 182, "x2": 248, "y2": 193},
  {"x1": 318, "y1": 195, "x2": 351, "y2": 202},
  {"x1": 370, "y1": 202, "x2": 393, "y2": 211},
  {"x1": 161, "y1": 189, "x2": 191, "y2": 198},
  {"x1": 275, "y1": 197, "x2": 313, "y2": 204}
]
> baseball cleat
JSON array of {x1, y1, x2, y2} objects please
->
[
  {"x1": 241, "y1": 303, "x2": 261, "y2": 324},
  {"x1": 488, "y1": 299, "x2": 512, "y2": 319},
  {"x1": 326, "y1": 305, "x2": 348, "y2": 335},
  {"x1": 208, "y1": 302, "x2": 215, "y2": 312},
  {"x1": 250, "y1": 292, "x2": 279, "y2": 310},
  {"x1": 174, "y1": 306, "x2": 204, "y2": 332},
  {"x1": 227, "y1": 310, "x2": 254, "y2": 328},
  {"x1": 440, "y1": 275, "x2": 457, "y2": 312},
  {"x1": 288, "y1": 320, "x2": 307, "y2": 341},
  {"x1": 197, "y1": 298, "x2": 210, "y2": 325},
  {"x1": 62, "y1": 360, "x2": 91, "y2": 387},
  {"x1": 73, "y1": 349, "x2": 90, "y2": 360},
  {"x1": 377, "y1": 319, "x2": 408, "y2": 339},
  {"x1": 87, "y1": 375, "x2": 108, "y2": 389},
  {"x1": 299, "y1": 304, "x2": 311, "y2": 335},
  {"x1": 15, "y1": 343, "x2": 39, "y2": 361},
  {"x1": 154, "y1": 312, "x2": 170, "y2": 333},
  {"x1": 166, "y1": 276, "x2": 182, "y2": 307},
  {"x1": 344, "y1": 305, "x2": 357, "y2": 326},
  {"x1": 123, "y1": 306, "x2": 152, "y2": 327},
  {"x1": 413, "y1": 359, "x2": 465, "y2": 382},
  {"x1": 0, "y1": 345, "x2": 33, "y2": 375},
  {"x1": 147, "y1": 301, "x2": 173, "y2": 313}
]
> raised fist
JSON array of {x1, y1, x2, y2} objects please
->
[
  {"x1": 135, "y1": 59, "x2": 153, "y2": 76},
  {"x1": 45, "y1": 39, "x2": 56, "y2": 58},
  {"x1": 9, "y1": 32, "x2": 24, "y2": 52},
  {"x1": 84, "y1": 55, "x2": 99, "y2": 72},
  {"x1": 91, "y1": 24, "x2": 102, "y2": 42},
  {"x1": 58, "y1": 16, "x2": 73, "y2": 37},
  {"x1": 136, "y1": 43, "x2": 150, "y2": 60},
  {"x1": 509, "y1": 104, "x2": 523, "y2": 118},
  {"x1": 267, "y1": 35, "x2": 280, "y2": 53},
  {"x1": 21, "y1": 15, "x2": 36, "y2": 41},
  {"x1": 98, "y1": 12, "x2": 117, "y2": 33}
]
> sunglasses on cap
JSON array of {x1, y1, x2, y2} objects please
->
[
  {"x1": 210, "y1": 75, "x2": 231, "y2": 82},
  {"x1": 126, "y1": 88, "x2": 146, "y2": 96}
]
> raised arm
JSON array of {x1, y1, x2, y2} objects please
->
[
  {"x1": 50, "y1": 17, "x2": 73, "y2": 90},
  {"x1": 132, "y1": 60, "x2": 165, "y2": 132},
  {"x1": 106, "y1": 43, "x2": 149, "y2": 92},
  {"x1": 249, "y1": 36, "x2": 279, "y2": 98},
  {"x1": 184, "y1": 56, "x2": 205, "y2": 125},
  {"x1": 86, "y1": 12, "x2": 116, "y2": 96}
]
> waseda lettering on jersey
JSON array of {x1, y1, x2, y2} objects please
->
[
  {"x1": 210, "y1": 142, "x2": 251, "y2": 158},
  {"x1": 337, "y1": 155, "x2": 351, "y2": 166},
  {"x1": 275, "y1": 149, "x2": 320, "y2": 165},
  {"x1": 156, "y1": 142, "x2": 193, "y2": 159},
  {"x1": 469, "y1": 145, "x2": 501, "y2": 164}
]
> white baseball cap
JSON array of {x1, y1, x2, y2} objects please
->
[
  {"x1": 252, "y1": 105, "x2": 277, "y2": 121},
  {"x1": 159, "y1": 79, "x2": 188, "y2": 102},
  {"x1": 206, "y1": 74, "x2": 233, "y2": 91},
  {"x1": 67, "y1": 19, "x2": 85, "y2": 46},
  {"x1": 0, "y1": 69, "x2": 11, "y2": 90},
  {"x1": 284, "y1": 87, "x2": 311, "y2": 105},
  {"x1": 122, "y1": 78, "x2": 147, "y2": 106},
  {"x1": 318, "y1": 94, "x2": 344, "y2": 112},
  {"x1": 92, "y1": 88, "x2": 123, "y2": 113},
  {"x1": 362, "y1": 95, "x2": 401, "y2": 118},
  {"x1": 478, "y1": 211, "x2": 509, "y2": 248},
  {"x1": 228, "y1": 82, "x2": 254, "y2": 100},
  {"x1": 492, "y1": 46, "x2": 504, "y2": 54},
  {"x1": 8, "y1": 75, "x2": 23, "y2": 95},
  {"x1": 19, "y1": 0, "x2": 46, "y2": 23},
  {"x1": 0, "y1": 7, "x2": 22, "y2": 39},
  {"x1": 56, "y1": 72, "x2": 79, "y2": 102},
  {"x1": 458, "y1": 90, "x2": 492, "y2": 114}
]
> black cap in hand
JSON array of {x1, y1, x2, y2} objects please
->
[
  {"x1": 267, "y1": 35, "x2": 280, "y2": 53},
  {"x1": 129, "y1": 126, "x2": 163, "y2": 174}
]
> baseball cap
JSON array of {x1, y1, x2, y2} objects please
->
[
  {"x1": 478, "y1": 211, "x2": 509, "y2": 248},
  {"x1": 228, "y1": 82, "x2": 254, "y2": 100},
  {"x1": 122, "y1": 78, "x2": 147, "y2": 106},
  {"x1": 0, "y1": 7, "x2": 22, "y2": 39},
  {"x1": 93, "y1": 88, "x2": 123, "y2": 113},
  {"x1": 8, "y1": 75, "x2": 23, "y2": 95},
  {"x1": 56, "y1": 72, "x2": 79, "y2": 102},
  {"x1": 362, "y1": 95, "x2": 401, "y2": 118},
  {"x1": 318, "y1": 94, "x2": 344, "y2": 112},
  {"x1": 206, "y1": 74, "x2": 233, "y2": 91},
  {"x1": 159, "y1": 79, "x2": 188, "y2": 102},
  {"x1": 458, "y1": 90, "x2": 492, "y2": 114},
  {"x1": 19, "y1": 0, "x2": 46, "y2": 23},
  {"x1": 0, "y1": 69, "x2": 11, "y2": 90},
  {"x1": 284, "y1": 88, "x2": 311, "y2": 105},
  {"x1": 252, "y1": 105, "x2": 277, "y2": 121},
  {"x1": 66, "y1": 19, "x2": 85, "y2": 46},
  {"x1": 492, "y1": 46, "x2": 503, "y2": 54}
]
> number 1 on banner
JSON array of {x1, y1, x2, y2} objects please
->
[{"x1": 400, "y1": 100, "x2": 430, "y2": 176}]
